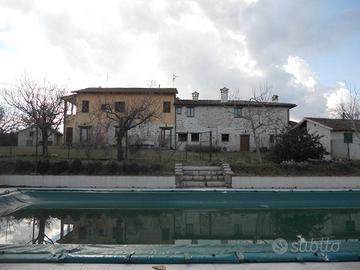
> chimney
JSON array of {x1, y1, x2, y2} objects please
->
[
  {"x1": 220, "y1": 87, "x2": 229, "y2": 103},
  {"x1": 192, "y1": 91, "x2": 199, "y2": 101},
  {"x1": 272, "y1": 94, "x2": 279, "y2": 102}
]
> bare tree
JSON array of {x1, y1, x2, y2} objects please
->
[
  {"x1": 2, "y1": 75, "x2": 66, "y2": 157},
  {"x1": 229, "y1": 84, "x2": 288, "y2": 162},
  {"x1": 334, "y1": 84, "x2": 360, "y2": 139},
  {"x1": 0, "y1": 104, "x2": 17, "y2": 133},
  {"x1": 103, "y1": 95, "x2": 161, "y2": 161}
]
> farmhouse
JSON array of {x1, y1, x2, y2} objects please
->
[
  {"x1": 297, "y1": 117, "x2": 360, "y2": 160},
  {"x1": 17, "y1": 125, "x2": 63, "y2": 147},
  {"x1": 62, "y1": 87, "x2": 177, "y2": 148},
  {"x1": 175, "y1": 87, "x2": 296, "y2": 151}
]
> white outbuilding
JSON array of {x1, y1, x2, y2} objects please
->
[{"x1": 297, "y1": 117, "x2": 360, "y2": 160}]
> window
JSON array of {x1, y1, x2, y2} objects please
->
[
  {"x1": 186, "y1": 107, "x2": 195, "y2": 117},
  {"x1": 161, "y1": 228, "x2": 170, "y2": 241},
  {"x1": 178, "y1": 133, "x2": 187, "y2": 142},
  {"x1": 270, "y1": 134, "x2": 275, "y2": 143},
  {"x1": 101, "y1": 103, "x2": 111, "y2": 112},
  {"x1": 186, "y1": 224, "x2": 194, "y2": 234},
  {"x1": 234, "y1": 224, "x2": 243, "y2": 235},
  {"x1": 221, "y1": 134, "x2": 229, "y2": 142},
  {"x1": 115, "y1": 101, "x2": 125, "y2": 112},
  {"x1": 344, "y1": 132, "x2": 353, "y2": 144},
  {"x1": 176, "y1": 106, "x2": 182, "y2": 114},
  {"x1": 78, "y1": 226, "x2": 87, "y2": 240},
  {"x1": 79, "y1": 126, "x2": 90, "y2": 143},
  {"x1": 82, "y1": 100, "x2": 89, "y2": 113},
  {"x1": 163, "y1": 101, "x2": 171, "y2": 113},
  {"x1": 191, "y1": 133, "x2": 199, "y2": 142},
  {"x1": 346, "y1": 220, "x2": 355, "y2": 232},
  {"x1": 114, "y1": 126, "x2": 121, "y2": 137},
  {"x1": 29, "y1": 131, "x2": 34, "y2": 137},
  {"x1": 234, "y1": 107, "x2": 241, "y2": 117}
]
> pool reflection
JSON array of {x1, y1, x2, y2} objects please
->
[{"x1": 1, "y1": 208, "x2": 360, "y2": 245}]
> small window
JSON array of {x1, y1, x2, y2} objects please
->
[
  {"x1": 344, "y1": 132, "x2": 353, "y2": 144},
  {"x1": 221, "y1": 134, "x2": 229, "y2": 142},
  {"x1": 234, "y1": 107, "x2": 241, "y2": 117},
  {"x1": 82, "y1": 100, "x2": 89, "y2": 113},
  {"x1": 178, "y1": 133, "x2": 187, "y2": 142},
  {"x1": 191, "y1": 133, "x2": 199, "y2": 142},
  {"x1": 186, "y1": 107, "x2": 194, "y2": 117},
  {"x1": 176, "y1": 106, "x2": 182, "y2": 114},
  {"x1": 270, "y1": 134, "x2": 275, "y2": 143},
  {"x1": 29, "y1": 131, "x2": 34, "y2": 137},
  {"x1": 163, "y1": 101, "x2": 171, "y2": 113},
  {"x1": 115, "y1": 101, "x2": 125, "y2": 112},
  {"x1": 101, "y1": 103, "x2": 111, "y2": 112}
]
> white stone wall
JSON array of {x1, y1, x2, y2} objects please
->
[
  {"x1": 331, "y1": 131, "x2": 360, "y2": 159},
  {"x1": 305, "y1": 121, "x2": 332, "y2": 159},
  {"x1": 17, "y1": 127, "x2": 59, "y2": 147},
  {"x1": 176, "y1": 105, "x2": 289, "y2": 151}
]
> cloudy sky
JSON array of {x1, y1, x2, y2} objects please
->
[{"x1": 0, "y1": 0, "x2": 359, "y2": 120}]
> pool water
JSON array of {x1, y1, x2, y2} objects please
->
[
  {"x1": 1, "y1": 208, "x2": 360, "y2": 245},
  {"x1": 1, "y1": 189, "x2": 360, "y2": 263}
]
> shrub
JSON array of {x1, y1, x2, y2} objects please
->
[
  {"x1": 15, "y1": 160, "x2": 35, "y2": 173},
  {"x1": 68, "y1": 159, "x2": 84, "y2": 174},
  {"x1": 123, "y1": 162, "x2": 140, "y2": 174},
  {"x1": 185, "y1": 145, "x2": 221, "y2": 153},
  {"x1": 271, "y1": 128, "x2": 328, "y2": 163},
  {"x1": 0, "y1": 160, "x2": 16, "y2": 174},
  {"x1": 84, "y1": 161, "x2": 103, "y2": 175},
  {"x1": 105, "y1": 161, "x2": 121, "y2": 174},
  {"x1": 50, "y1": 160, "x2": 69, "y2": 175},
  {"x1": 37, "y1": 159, "x2": 50, "y2": 174}
]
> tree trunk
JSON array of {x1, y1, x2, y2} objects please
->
[
  {"x1": 37, "y1": 217, "x2": 46, "y2": 244},
  {"x1": 41, "y1": 128, "x2": 49, "y2": 157},
  {"x1": 251, "y1": 122, "x2": 262, "y2": 163},
  {"x1": 116, "y1": 132, "x2": 125, "y2": 161}
]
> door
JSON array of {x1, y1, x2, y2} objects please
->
[
  {"x1": 240, "y1": 135, "x2": 250, "y2": 151},
  {"x1": 65, "y1": 127, "x2": 73, "y2": 146}
]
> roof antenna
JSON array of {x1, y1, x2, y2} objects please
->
[{"x1": 172, "y1": 74, "x2": 178, "y2": 87}]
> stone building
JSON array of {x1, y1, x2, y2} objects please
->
[
  {"x1": 174, "y1": 87, "x2": 296, "y2": 151},
  {"x1": 62, "y1": 87, "x2": 177, "y2": 148},
  {"x1": 17, "y1": 125, "x2": 62, "y2": 147}
]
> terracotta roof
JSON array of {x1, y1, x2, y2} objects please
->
[
  {"x1": 73, "y1": 87, "x2": 178, "y2": 94},
  {"x1": 306, "y1": 117, "x2": 360, "y2": 131},
  {"x1": 174, "y1": 99, "x2": 296, "y2": 108}
]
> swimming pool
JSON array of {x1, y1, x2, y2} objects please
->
[{"x1": 1, "y1": 188, "x2": 360, "y2": 263}]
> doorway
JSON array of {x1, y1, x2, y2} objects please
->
[{"x1": 240, "y1": 135, "x2": 250, "y2": 151}]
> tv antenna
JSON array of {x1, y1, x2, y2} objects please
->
[{"x1": 172, "y1": 74, "x2": 178, "y2": 87}]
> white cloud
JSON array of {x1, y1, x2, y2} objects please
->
[
  {"x1": 283, "y1": 56, "x2": 317, "y2": 91},
  {"x1": 0, "y1": 0, "x2": 359, "y2": 120},
  {"x1": 324, "y1": 82, "x2": 351, "y2": 116}
]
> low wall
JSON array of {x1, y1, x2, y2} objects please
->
[
  {"x1": 2, "y1": 175, "x2": 360, "y2": 189},
  {"x1": 0, "y1": 175, "x2": 175, "y2": 188},
  {"x1": 232, "y1": 176, "x2": 360, "y2": 189}
]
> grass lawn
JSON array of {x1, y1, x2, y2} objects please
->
[{"x1": 1, "y1": 146, "x2": 360, "y2": 176}]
